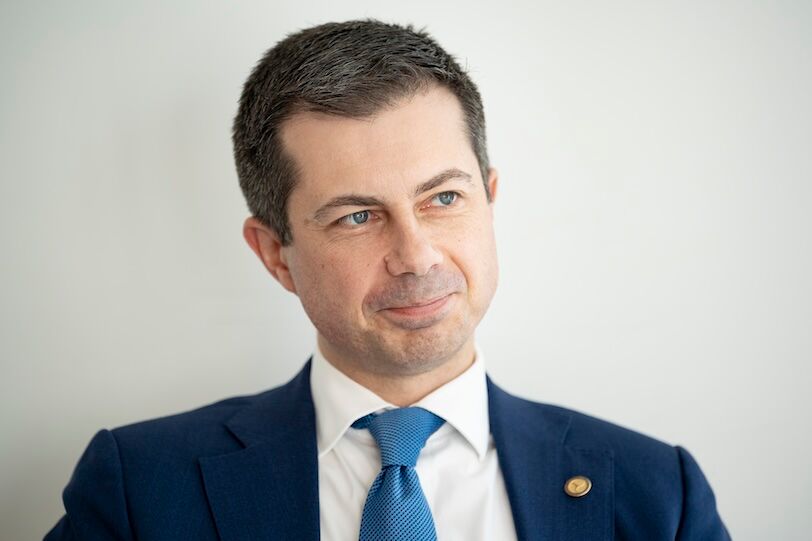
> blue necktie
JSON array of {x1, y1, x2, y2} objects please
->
[{"x1": 352, "y1": 407, "x2": 445, "y2": 541}]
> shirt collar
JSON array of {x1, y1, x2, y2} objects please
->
[{"x1": 310, "y1": 342, "x2": 490, "y2": 461}]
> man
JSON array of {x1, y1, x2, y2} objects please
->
[{"x1": 45, "y1": 19, "x2": 730, "y2": 540}]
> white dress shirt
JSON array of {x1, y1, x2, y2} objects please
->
[{"x1": 310, "y1": 344, "x2": 518, "y2": 541}]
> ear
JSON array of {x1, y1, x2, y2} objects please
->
[
  {"x1": 242, "y1": 217, "x2": 297, "y2": 294},
  {"x1": 486, "y1": 166, "x2": 499, "y2": 205}
]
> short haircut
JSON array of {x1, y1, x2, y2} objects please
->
[{"x1": 232, "y1": 19, "x2": 490, "y2": 245}]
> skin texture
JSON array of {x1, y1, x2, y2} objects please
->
[{"x1": 243, "y1": 84, "x2": 499, "y2": 406}]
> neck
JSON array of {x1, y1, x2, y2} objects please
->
[{"x1": 317, "y1": 336, "x2": 477, "y2": 407}]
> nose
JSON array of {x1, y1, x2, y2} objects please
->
[{"x1": 384, "y1": 220, "x2": 443, "y2": 277}]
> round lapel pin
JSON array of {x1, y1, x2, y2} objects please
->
[{"x1": 564, "y1": 475, "x2": 592, "y2": 497}]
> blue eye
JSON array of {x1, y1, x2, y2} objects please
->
[
  {"x1": 432, "y1": 191, "x2": 458, "y2": 206},
  {"x1": 340, "y1": 210, "x2": 370, "y2": 226}
]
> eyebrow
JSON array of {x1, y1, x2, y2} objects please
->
[
  {"x1": 413, "y1": 167, "x2": 473, "y2": 197},
  {"x1": 310, "y1": 167, "x2": 473, "y2": 223}
]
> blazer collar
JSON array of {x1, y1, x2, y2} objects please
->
[
  {"x1": 198, "y1": 362, "x2": 614, "y2": 541},
  {"x1": 199, "y1": 360, "x2": 320, "y2": 541},
  {"x1": 488, "y1": 377, "x2": 614, "y2": 541}
]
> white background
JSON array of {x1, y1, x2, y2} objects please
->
[{"x1": 1, "y1": 1, "x2": 810, "y2": 539}]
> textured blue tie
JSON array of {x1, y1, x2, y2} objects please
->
[{"x1": 352, "y1": 407, "x2": 445, "y2": 541}]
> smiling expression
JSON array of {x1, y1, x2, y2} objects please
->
[{"x1": 263, "y1": 84, "x2": 499, "y2": 377}]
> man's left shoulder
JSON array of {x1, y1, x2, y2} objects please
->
[
  {"x1": 519, "y1": 395, "x2": 692, "y2": 475},
  {"x1": 493, "y1": 390, "x2": 730, "y2": 539},
  {"x1": 488, "y1": 382, "x2": 716, "y2": 497},
  {"x1": 548, "y1": 401, "x2": 679, "y2": 457},
  {"x1": 489, "y1": 381, "x2": 682, "y2": 462}
]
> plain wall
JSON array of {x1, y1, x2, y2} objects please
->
[{"x1": 1, "y1": 1, "x2": 810, "y2": 539}]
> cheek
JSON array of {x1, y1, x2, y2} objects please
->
[
  {"x1": 294, "y1": 245, "x2": 379, "y2": 317},
  {"x1": 452, "y1": 217, "x2": 499, "y2": 294}
]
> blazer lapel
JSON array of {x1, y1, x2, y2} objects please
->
[
  {"x1": 199, "y1": 361, "x2": 320, "y2": 541},
  {"x1": 488, "y1": 378, "x2": 614, "y2": 541}
]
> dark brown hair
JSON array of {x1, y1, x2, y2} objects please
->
[{"x1": 232, "y1": 19, "x2": 490, "y2": 245}]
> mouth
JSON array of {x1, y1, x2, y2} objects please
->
[{"x1": 379, "y1": 294, "x2": 454, "y2": 328}]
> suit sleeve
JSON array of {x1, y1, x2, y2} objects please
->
[
  {"x1": 44, "y1": 429, "x2": 135, "y2": 541},
  {"x1": 675, "y1": 445, "x2": 732, "y2": 541}
]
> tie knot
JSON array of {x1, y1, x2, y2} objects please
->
[{"x1": 352, "y1": 407, "x2": 445, "y2": 467}]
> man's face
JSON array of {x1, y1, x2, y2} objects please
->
[{"x1": 265, "y1": 85, "x2": 498, "y2": 376}]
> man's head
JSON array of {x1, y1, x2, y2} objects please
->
[
  {"x1": 233, "y1": 19, "x2": 491, "y2": 246},
  {"x1": 236, "y1": 20, "x2": 499, "y2": 381}
]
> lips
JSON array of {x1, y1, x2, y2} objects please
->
[
  {"x1": 381, "y1": 293, "x2": 453, "y2": 321},
  {"x1": 386, "y1": 294, "x2": 451, "y2": 311}
]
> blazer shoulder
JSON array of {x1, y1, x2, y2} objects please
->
[
  {"x1": 551, "y1": 402, "x2": 676, "y2": 455},
  {"x1": 497, "y1": 390, "x2": 684, "y2": 480},
  {"x1": 110, "y1": 380, "x2": 292, "y2": 456},
  {"x1": 538, "y1": 401, "x2": 730, "y2": 540},
  {"x1": 490, "y1": 382, "x2": 677, "y2": 458},
  {"x1": 108, "y1": 361, "x2": 313, "y2": 460}
]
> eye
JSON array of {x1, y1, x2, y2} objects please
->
[
  {"x1": 430, "y1": 191, "x2": 459, "y2": 207},
  {"x1": 337, "y1": 210, "x2": 371, "y2": 227}
]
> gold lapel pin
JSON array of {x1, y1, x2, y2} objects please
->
[{"x1": 564, "y1": 475, "x2": 592, "y2": 498}]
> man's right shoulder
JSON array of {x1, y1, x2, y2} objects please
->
[
  {"x1": 109, "y1": 360, "x2": 314, "y2": 454},
  {"x1": 108, "y1": 383, "x2": 284, "y2": 458},
  {"x1": 46, "y1": 371, "x2": 314, "y2": 540}
]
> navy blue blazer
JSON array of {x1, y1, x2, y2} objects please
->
[{"x1": 45, "y1": 360, "x2": 730, "y2": 540}]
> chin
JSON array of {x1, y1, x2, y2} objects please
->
[{"x1": 369, "y1": 320, "x2": 473, "y2": 376}]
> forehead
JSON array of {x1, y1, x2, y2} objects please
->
[{"x1": 279, "y1": 85, "x2": 477, "y2": 202}]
